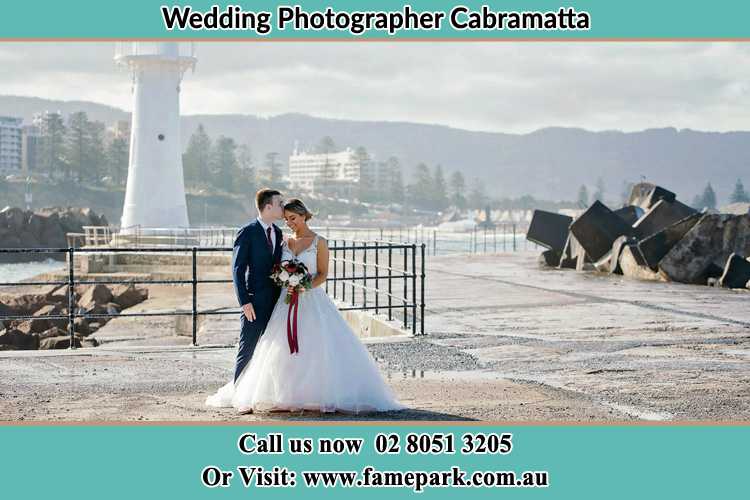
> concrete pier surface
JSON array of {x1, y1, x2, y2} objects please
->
[{"x1": 2, "y1": 251, "x2": 749, "y2": 422}]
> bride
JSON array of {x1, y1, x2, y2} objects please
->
[{"x1": 206, "y1": 198, "x2": 405, "y2": 414}]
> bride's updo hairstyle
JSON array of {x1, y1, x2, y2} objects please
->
[{"x1": 283, "y1": 198, "x2": 314, "y2": 222}]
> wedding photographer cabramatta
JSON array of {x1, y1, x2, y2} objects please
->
[{"x1": 160, "y1": 4, "x2": 591, "y2": 35}]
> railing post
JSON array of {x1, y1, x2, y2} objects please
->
[
  {"x1": 351, "y1": 241, "x2": 356, "y2": 307},
  {"x1": 503, "y1": 223, "x2": 507, "y2": 252},
  {"x1": 363, "y1": 241, "x2": 368, "y2": 310},
  {"x1": 402, "y1": 246, "x2": 407, "y2": 329},
  {"x1": 374, "y1": 242, "x2": 379, "y2": 315},
  {"x1": 420, "y1": 243, "x2": 426, "y2": 336},
  {"x1": 433, "y1": 229, "x2": 437, "y2": 256},
  {"x1": 332, "y1": 239, "x2": 337, "y2": 299},
  {"x1": 387, "y1": 244, "x2": 393, "y2": 321},
  {"x1": 192, "y1": 246, "x2": 198, "y2": 346},
  {"x1": 513, "y1": 223, "x2": 517, "y2": 252},
  {"x1": 411, "y1": 244, "x2": 417, "y2": 336},
  {"x1": 68, "y1": 247, "x2": 76, "y2": 350},
  {"x1": 473, "y1": 225, "x2": 478, "y2": 254},
  {"x1": 483, "y1": 226, "x2": 487, "y2": 253},
  {"x1": 493, "y1": 226, "x2": 497, "y2": 253},
  {"x1": 342, "y1": 242, "x2": 347, "y2": 303}
]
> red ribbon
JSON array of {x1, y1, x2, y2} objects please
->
[{"x1": 286, "y1": 290, "x2": 300, "y2": 354}]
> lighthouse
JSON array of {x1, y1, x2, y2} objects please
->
[{"x1": 115, "y1": 42, "x2": 196, "y2": 232}]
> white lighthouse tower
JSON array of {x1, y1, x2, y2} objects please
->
[{"x1": 115, "y1": 42, "x2": 196, "y2": 232}]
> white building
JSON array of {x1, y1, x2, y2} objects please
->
[
  {"x1": 0, "y1": 116, "x2": 23, "y2": 176},
  {"x1": 289, "y1": 148, "x2": 362, "y2": 193}
]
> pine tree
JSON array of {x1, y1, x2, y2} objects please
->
[
  {"x1": 701, "y1": 182, "x2": 717, "y2": 209},
  {"x1": 86, "y1": 120, "x2": 106, "y2": 185},
  {"x1": 264, "y1": 152, "x2": 286, "y2": 190},
  {"x1": 432, "y1": 164, "x2": 449, "y2": 210},
  {"x1": 449, "y1": 171, "x2": 467, "y2": 210},
  {"x1": 106, "y1": 136, "x2": 129, "y2": 187},
  {"x1": 39, "y1": 112, "x2": 67, "y2": 180},
  {"x1": 209, "y1": 136, "x2": 239, "y2": 193},
  {"x1": 469, "y1": 178, "x2": 487, "y2": 210},
  {"x1": 354, "y1": 146, "x2": 374, "y2": 202},
  {"x1": 182, "y1": 124, "x2": 212, "y2": 189},
  {"x1": 730, "y1": 178, "x2": 749, "y2": 203},
  {"x1": 592, "y1": 177, "x2": 605, "y2": 203},
  {"x1": 577, "y1": 185, "x2": 590, "y2": 208},
  {"x1": 408, "y1": 163, "x2": 434, "y2": 209}
]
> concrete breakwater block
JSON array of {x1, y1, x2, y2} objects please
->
[
  {"x1": 659, "y1": 214, "x2": 750, "y2": 284},
  {"x1": 637, "y1": 212, "x2": 703, "y2": 270},
  {"x1": 718, "y1": 253, "x2": 750, "y2": 289},
  {"x1": 613, "y1": 205, "x2": 644, "y2": 226},
  {"x1": 627, "y1": 182, "x2": 677, "y2": 210},
  {"x1": 527, "y1": 210, "x2": 572, "y2": 252},
  {"x1": 539, "y1": 249, "x2": 562, "y2": 267},
  {"x1": 619, "y1": 244, "x2": 666, "y2": 282},
  {"x1": 570, "y1": 200, "x2": 635, "y2": 262},
  {"x1": 632, "y1": 199, "x2": 697, "y2": 240}
]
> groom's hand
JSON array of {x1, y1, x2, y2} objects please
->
[{"x1": 242, "y1": 303, "x2": 256, "y2": 322}]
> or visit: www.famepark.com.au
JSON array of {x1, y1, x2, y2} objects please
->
[{"x1": 230, "y1": 465, "x2": 550, "y2": 492}]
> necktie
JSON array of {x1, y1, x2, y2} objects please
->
[{"x1": 266, "y1": 226, "x2": 273, "y2": 253}]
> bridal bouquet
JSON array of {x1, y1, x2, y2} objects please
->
[{"x1": 270, "y1": 260, "x2": 313, "y2": 304}]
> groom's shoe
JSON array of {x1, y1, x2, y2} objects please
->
[{"x1": 238, "y1": 406, "x2": 254, "y2": 415}]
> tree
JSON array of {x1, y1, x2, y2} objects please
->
[
  {"x1": 235, "y1": 144, "x2": 256, "y2": 195},
  {"x1": 407, "y1": 163, "x2": 434, "y2": 210},
  {"x1": 577, "y1": 185, "x2": 589, "y2": 208},
  {"x1": 39, "y1": 112, "x2": 67, "y2": 180},
  {"x1": 86, "y1": 120, "x2": 106, "y2": 185},
  {"x1": 592, "y1": 177, "x2": 605, "y2": 203},
  {"x1": 66, "y1": 111, "x2": 90, "y2": 182},
  {"x1": 106, "y1": 136, "x2": 129, "y2": 187},
  {"x1": 209, "y1": 136, "x2": 239, "y2": 193},
  {"x1": 730, "y1": 178, "x2": 749, "y2": 203},
  {"x1": 264, "y1": 152, "x2": 286, "y2": 190},
  {"x1": 354, "y1": 146, "x2": 375, "y2": 202},
  {"x1": 382, "y1": 156, "x2": 404, "y2": 205},
  {"x1": 694, "y1": 182, "x2": 717, "y2": 210},
  {"x1": 182, "y1": 124, "x2": 212, "y2": 188},
  {"x1": 468, "y1": 178, "x2": 487, "y2": 210},
  {"x1": 449, "y1": 171, "x2": 467, "y2": 210},
  {"x1": 432, "y1": 164, "x2": 449, "y2": 210},
  {"x1": 316, "y1": 136, "x2": 336, "y2": 154}
]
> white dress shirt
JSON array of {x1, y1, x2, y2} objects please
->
[{"x1": 256, "y1": 216, "x2": 276, "y2": 250}]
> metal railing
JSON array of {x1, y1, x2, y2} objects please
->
[{"x1": 0, "y1": 241, "x2": 426, "y2": 350}]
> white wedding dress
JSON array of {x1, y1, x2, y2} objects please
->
[{"x1": 205, "y1": 235, "x2": 405, "y2": 413}]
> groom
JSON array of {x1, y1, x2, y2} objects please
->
[{"x1": 232, "y1": 188, "x2": 284, "y2": 385}]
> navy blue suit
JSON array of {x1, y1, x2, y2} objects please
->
[{"x1": 232, "y1": 219, "x2": 283, "y2": 382}]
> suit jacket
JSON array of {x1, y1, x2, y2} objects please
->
[{"x1": 232, "y1": 219, "x2": 283, "y2": 308}]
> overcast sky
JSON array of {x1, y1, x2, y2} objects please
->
[{"x1": 1, "y1": 41, "x2": 749, "y2": 133}]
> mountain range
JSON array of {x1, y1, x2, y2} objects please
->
[{"x1": 2, "y1": 94, "x2": 747, "y2": 205}]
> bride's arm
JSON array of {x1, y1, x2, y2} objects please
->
[{"x1": 310, "y1": 237, "x2": 329, "y2": 288}]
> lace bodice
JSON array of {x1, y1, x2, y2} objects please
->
[{"x1": 281, "y1": 234, "x2": 320, "y2": 276}]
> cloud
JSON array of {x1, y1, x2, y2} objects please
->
[{"x1": 1, "y1": 41, "x2": 749, "y2": 133}]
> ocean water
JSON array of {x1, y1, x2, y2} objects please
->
[{"x1": 0, "y1": 259, "x2": 66, "y2": 284}]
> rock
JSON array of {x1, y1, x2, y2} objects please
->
[
  {"x1": 628, "y1": 182, "x2": 677, "y2": 210},
  {"x1": 39, "y1": 326, "x2": 66, "y2": 340},
  {"x1": 659, "y1": 214, "x2": 750, "y2": 284},
  {"x1": 39, "y1": 335, "x2": 81, "y2": 350},
  {"x1": 619, "y1": 244, "x2": 666, "y2": 282},
  {"x1": 0, "y1": 293, "x2": 48, "y2": 316},
  {"x1": 718, "y1": 254, "x2": 750, "y2": 289},
  {"x1": 111, "y1": 284, "x2": 148, "y2": 309},
  {"x1": 569, "y1": 200, "x2": 635, "y2": 262},
  {"x1": 81, "y1": 337, "x2": 99, "y2": 348},
  {"x1": 558, "y1": 233, "x2": 587, "y2": 269},
  {"x1": 105, "y1": 303, "x2": 122, "y2": 315},
  {"x1": 78, "y1": 284, "x2": 113, "y2": 310},
  {"x1": 527, "y1": 210, "x2": 572, "y2": 252},
  {"x1": 33, "y1": 304, "x2": 68, "y2": 330},
  {"x1": 15, "y1": 319, "x2": 51, "y2": 335},
  {"x1": 0, "y1": 329, "x2": 39, "y2": 350},
  {"x1": 74, "y1": 317, "x2": 91, "y2": 336},
  {"x1": 632, "y1": 199, "x2": 697, "y2": 240},
  {"x1": 637, "y1": 212, "x2": 703, "y2": 270},
  {"x1": 608, "y1": 235, "x2": 634, "y2": 275},
  {"x1": 613, "y1": 206, "x2": 644, "y2": 226}
]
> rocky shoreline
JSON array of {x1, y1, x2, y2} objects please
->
[
  {"x1": 0, "y1": 282, "x2": 148, "y2": 350},
  {"x1": 0, "y1": 206, "x2": 108, "y2": 263}
]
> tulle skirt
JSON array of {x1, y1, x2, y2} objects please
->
[{"x1": 205, "y1": 287, "x2": 405, "y2": 413}]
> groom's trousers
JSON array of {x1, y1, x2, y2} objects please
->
[{"x1": 234, "y1": 294, "x2": 275, "y2": 383}]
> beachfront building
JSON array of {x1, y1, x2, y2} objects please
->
[
  {"x1": 0, "y1": 116, "x2": 23, "y2": 176},
  {"x1": 288, "y1": 147, "x2": 363, "y2": 196},
  {"x1": 21, "y1": 124, "x2": 41, "y2": 175}
]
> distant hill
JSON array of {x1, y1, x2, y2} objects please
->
[{"x1": 2, "y1": 94, "x2": 748, "y2": 205}]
